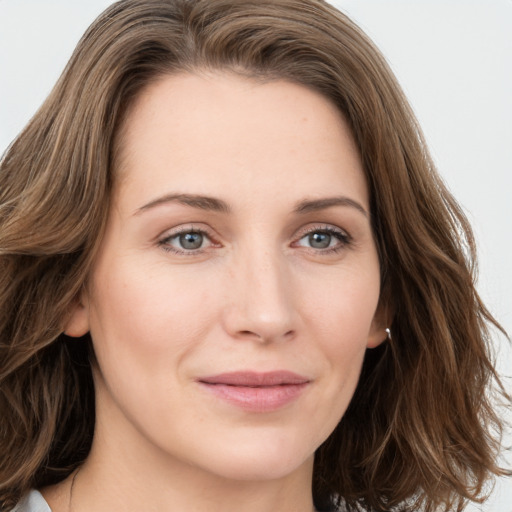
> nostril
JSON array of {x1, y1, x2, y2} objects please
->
[
  {"x1": 235, "y1": 329, "x2": 295, "y2": 342},
  {"x1": 239, "y1": 330, "x2": 258, "y2": 337}
]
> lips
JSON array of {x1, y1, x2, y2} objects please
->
[
  {"x1": 197, "y1": 371, "x2": 310, "y2": 412},
  {"x1": 199, "y1": 371, "x2": 309, "y2": 387}
]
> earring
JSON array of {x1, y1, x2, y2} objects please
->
[{"x1": 385, "y1": 328, "x2": 392, "y2": 341}]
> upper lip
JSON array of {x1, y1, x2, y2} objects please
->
[{"x1": 198, "y1": 371, "x2": 310, "y2": 387}]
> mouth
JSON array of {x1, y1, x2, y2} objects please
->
[{"x1": 197, "y1": 371, "x2": 310, "y2": 412}]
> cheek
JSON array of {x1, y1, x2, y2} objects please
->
[
  {"x1": 87, "y1": 260, "x2": 220, "y2": 377},
  {"x1": 299, "y1": 261, "x2": 380, "y2": 340},
  {"x1": 288, "y1": 269, "x2": 379, "y2": 448},
  {"x1": 298, "y1": 262, "x2": 380, "y2": 385}
]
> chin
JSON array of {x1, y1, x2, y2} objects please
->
[
  {"x1": 183, "y1": 430, "x2": 317, "y2": 483},
  {"x1": 205, "y1": 454, "x2": 313, "y2": 483}
]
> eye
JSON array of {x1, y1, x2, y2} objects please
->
[
  {"x1": 176, "y1": 232, "x2": 205, "y2": 250},
  {"x1": 295, "y1": 227, "x2": 350, "y2": 253},
  {"x1": 159, "y1": 228, "x2": 216, "y2": 254},
  {"x1": 305, "y1": 232, "x2": 334, "y2": 249}
]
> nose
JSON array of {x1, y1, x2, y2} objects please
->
[{"x1": 222, "y1": 246, "x2": 297, "y2": 344}]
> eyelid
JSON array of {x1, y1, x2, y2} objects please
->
[
  {"x1": 157, "y1": 224, "x2": 221, "y2": 254},
  {"x1": 156, "y1": 222, "x2": 352, "y2": 256},
  {"x1": 292, "y1": 224, "x2": 352, "y2": 252},
  {"x1": 295, "y1": 223, "x2": 351, "y2": 240}
]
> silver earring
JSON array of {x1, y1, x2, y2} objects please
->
[{"x1": 385, "y1": 328, "x2": 392, "y2": 341}]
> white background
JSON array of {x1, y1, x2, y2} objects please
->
[{"x1": 0, "y1": 1, "x2": 510, "y2": 510}]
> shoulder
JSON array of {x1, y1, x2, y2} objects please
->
[{"x1": 11, "y1": 491, "x2": 51, "y2": 512}]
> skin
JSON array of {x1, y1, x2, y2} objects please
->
[{"x1": 45, "y1": 72, "x2": 388, "y2": 512}]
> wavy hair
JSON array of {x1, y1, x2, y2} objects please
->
[{"x1": 0, "y1": 1, "x2": 509, "y2": 510}]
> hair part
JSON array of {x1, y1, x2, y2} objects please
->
[{"x1": 0, "y1": 1, "x2": 509, "y2": 511}]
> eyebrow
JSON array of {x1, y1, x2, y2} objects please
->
[
  {"x1": 293, "y1": 196, "x2": 368, "y2": 217},
  {"x1": 134, "y1": 193, "x2": 367, "y2": 218},
  {"x1": 135, "y1": 193, "x2": 231, "y2": 215}
]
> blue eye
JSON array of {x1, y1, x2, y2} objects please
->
[
  {"x1": 296, "y1": 228, "x2": 350, "y2": 252},
  {"x1": 307, "y1": 232, "x2": 332, "y2": 249},
  {"x1": 177, "y1": 232, "x2": 204, "y2": 250},
  {"x1": 160, "y1": 230, "x2": 211, "y2": 253}
]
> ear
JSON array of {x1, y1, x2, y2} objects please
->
[
  {"x1": 367, "y1": 300, "x2": 393, "y2": 349},
  {"x1": 64, "y1": 293, "x2": 90, "y2": 338}
]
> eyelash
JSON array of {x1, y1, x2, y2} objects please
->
[
  {"x1": 157, "y1": 224, "x2": 351, "y2": 256},
  {"x1": 294, "y1": 225, "x2": 351, "y2": 255},
  {"x1": 158, "y1": 226, "x2": 218, "y2": 255}
]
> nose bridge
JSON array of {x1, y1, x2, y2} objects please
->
[{"x1": 224, "y1": 239, "x2": 296, "y2": 342}]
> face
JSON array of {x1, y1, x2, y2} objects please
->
[{"x1": 67, "y1": 72, "x2": 386, "y2": 483}]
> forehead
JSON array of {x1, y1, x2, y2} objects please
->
[{"x1": 113, "y1": 72, "x2": 368, "y2": 212}]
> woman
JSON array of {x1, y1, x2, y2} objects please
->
[{"x1": 0, "y1": 1, "x2": 508, "y2": 511}]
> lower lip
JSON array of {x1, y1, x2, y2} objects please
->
[{"x1": 198, "y1": 382, "x2": 308, "y2": 412}]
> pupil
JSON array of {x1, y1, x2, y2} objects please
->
[
  {"x1": 309, "y1": 232, "x2": 331, "y2": 249},
  {"x1": 180, "y1": 232, "x2": 203, "y2": 250}
]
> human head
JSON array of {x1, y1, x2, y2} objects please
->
[{"x1": 0, "y1": 1, "x2": 506, "y2": 511}]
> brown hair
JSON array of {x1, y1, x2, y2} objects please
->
[{"x1": 0, "y1": 1, "x2": 509, "y2": 510}]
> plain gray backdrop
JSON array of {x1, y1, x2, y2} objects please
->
[{"x1": 1, "y1": 1, "x2": 510, "y2": 510}]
